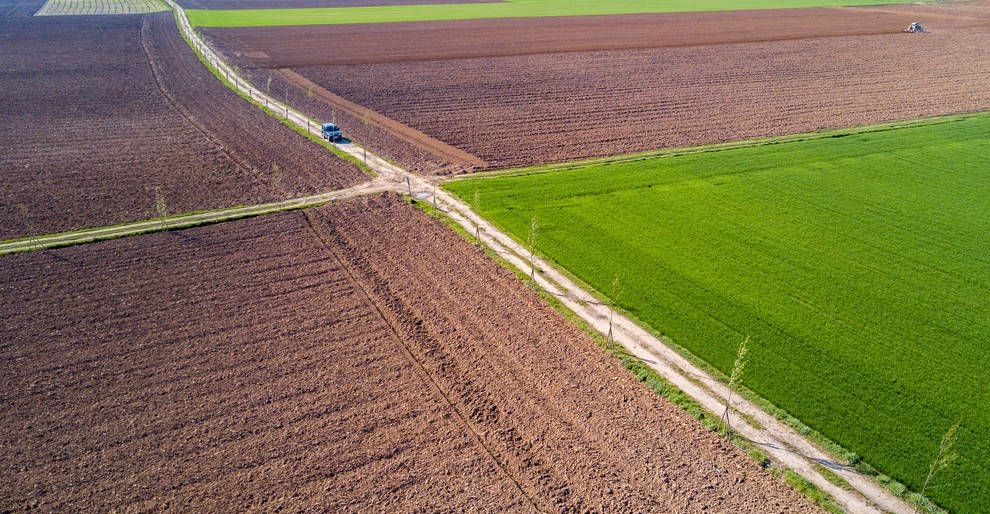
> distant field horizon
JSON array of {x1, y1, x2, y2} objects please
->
[{"x1": 187, "y1": 0, "x2": 921, "y2": 27}]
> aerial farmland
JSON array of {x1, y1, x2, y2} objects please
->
[{"x1": 1, "y1": 0, "x2": 988, "y2": 513}]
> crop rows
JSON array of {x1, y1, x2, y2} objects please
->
[
  {"x1": 35, "y1": 0, "x2": 166, "y2": 15},
  {"x1": 289, "y1": 10, "x2": 990, "y2": 169},
  {"x1": 446, "y1": 115, "x2": 990, "y2": 514},
  {"x1": 0, "y1": 195, "x2": 820, "y2": 512},
  {"x1": 0, "y1": 13, "x2": 362, "y2": 240},
  {"x1": 203, "y1": 7, "x2": 987, "y2": 67}
]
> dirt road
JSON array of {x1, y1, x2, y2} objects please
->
[{"x1": 30, "y1": 3, "x2": 925, "y2": 513}]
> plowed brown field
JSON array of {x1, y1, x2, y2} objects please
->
[
  {"x1": 0, "y1": 195, "x2": 821, "y2": 513},
  {"x1": 0, "y1": 12, "x2": 362, "y2": 240},
  {"x1": 208, "y1": 2, "x2": 990, "y2": 169},
  {"x1": 205, "y1": 7, "x2": 990, "y2": 66}
]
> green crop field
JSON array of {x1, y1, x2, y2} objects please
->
[
  {"x1": 187, "y1": 0, "x2": 917, "y2": 27},
  {"x1": 446, "y1": 115, "x2": 990, "y2": 514}
]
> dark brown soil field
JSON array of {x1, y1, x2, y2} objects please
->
[
  {"x1": 209, "y1": 2, "x2": 990, "y2": 169},
  {"x1": 178, "y1": 0, "x2": 496, "y2": 9},
  {"x1": 0, "y1": 194, "x2": 822, "y2": 513},
  {"x1": 205, "y1": 6, "x2": 990, "y2": 66},
  {"x1": 0, "y1": 12, "x2": 362, "y2": 240}
]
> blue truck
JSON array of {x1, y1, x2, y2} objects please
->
[{"x1": 321, "y1": 122, "x2": 343, "y2": 142}]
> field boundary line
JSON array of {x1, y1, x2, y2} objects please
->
[
  {"x1": 462, "y1": 111, "x2": 990, "y2": 181},
  {"x1": 160, "y1": 2, "x2": 921, "y2": 513},
  {"x1": 300, "y1": 209, "x2": 544, "y2": 512},
  {"x1": 277, "y1": 68, "x2": 487, "y2": 169},
  {"x1": 140, "y1": 15, "x2": 267, "y2": 185},
  {"x1": 430, "y1": 187, "x2": 918, "y2": 514},
  {"x1": 0, "y1": 183, "x2": 387, "y2": 255}
]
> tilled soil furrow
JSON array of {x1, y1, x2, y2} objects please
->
[
  {"x1": 0, "y1": 12, "x2": 363, "y2": 240},
  {"x1": 0, "y1": 210, "x2": 532, "y2": 512},
  {"x1": 258, "y1": 13, "x2": 990, "y2": 170},
  {"x1": 324, "y1": 204, "x2": 660, "y2": 508},
  {"x1": 298, "y1": 194, "x2": 823, "y2": 513}
]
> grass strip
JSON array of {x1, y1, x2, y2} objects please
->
[
  {"x1": 408, "y1": 196, "x2": 850, "y2": 514},
  {"x1": 188, "y1": 0, "x2": 917, "y2": 28},
  {"x1": 175, "y1": 14, "x2": 375, "y2": 176},
  {"x1": 445, "y1": 114, "x2": 990, "y2": 514}
]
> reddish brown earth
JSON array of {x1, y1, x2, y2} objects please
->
[
  {"x1": 205, "y1": 6, "x2": 990, "y2": 66},
  {"x1": 177, "y1": 0, "x2": 497, "y2": 9},
  {"x1": 209, "y1": 2, "x2": 990, "y2": 170},
  {"x1": 235, "y1": 64, "x2": 476, "y2": 173},
  {"x1": 0, "y1": 195, "x2": 823, "y2": 513},
  {"x1": 0, "y1": 13, "x2": 362, "y2": 240}
]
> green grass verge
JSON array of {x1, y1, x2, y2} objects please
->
[
  {"x1": 187, "y1": 0, "x2": 918, "y2": 27},
  {"x1": 175, "y1": 15, "x2": 374, "y2": 176},
  {"x1": 407, "y1": 195, "x2": 849, "y2": 514},
  {"x1": 445, "y1": 113, "x2": 990, "y2": 514}
]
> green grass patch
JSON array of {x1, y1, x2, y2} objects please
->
[
  {"x1": 445, "y1": 114, "x2": 990, "y2": 514},
  {"x1": 188, "y1": 0, "x2": 918, "y2": 27},
  {"x1": 174, "y1": 13, "x2": 374, "y2": 176},
  {"x1": 409, "y1": 195, "x2": 848, "y2": 514}
]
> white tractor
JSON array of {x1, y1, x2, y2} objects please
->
[{"x1": 903, "y1": 21, "x2": 925, "y2": 33}]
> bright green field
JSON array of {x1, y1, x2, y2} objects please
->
[
  {"x1": 446, "y1": 115, "x2": 990, "y2": 514},
  {"x1": 187, "y1": 0, "x2": 918, "y2": 27}
]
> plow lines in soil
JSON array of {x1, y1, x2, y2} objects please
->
[
  {"x1": 186, "y1": 0, "x2": 919, "y2": 27},
  {"x1": 446, "y1": 114, "x2": 990, "y2": 514}
]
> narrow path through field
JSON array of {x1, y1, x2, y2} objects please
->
[
  {"x1": 0, "y1": 181, "x2": 388, "y2": 255},
  {"x1": 164, "y1": 3, "x2": 923, "y2": 511},
  {"x1": 7, "y1": 3, "x2": 926, "y2": 513}
]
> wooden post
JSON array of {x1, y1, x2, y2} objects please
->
[{"x1": 607, "y1": 309, "x2": 614, "y2": 344}]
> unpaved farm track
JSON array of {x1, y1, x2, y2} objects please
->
[
  {"x1": 0, "y1": 195, "x2": 822, "y2": 513},
  {"x1": 231, "y1": 64, "x2": 471, "y2": 174},
  {"x1": 0, "y1": 12, "x2": 362, "y2": 240},
  {"x1": 208, "y1": 1, "x2": 990, "y2": 170},
  {"x1": 278, "y1": 68, "x2": 487, "y2": 170}
]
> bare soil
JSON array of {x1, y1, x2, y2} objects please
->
[
  {"x1": 0, "y1": 0, "x2": 44, "y2": 15},
  {"x1": 205, "y1": 6, "x2": 990, "y2": 66},
  {"x1": 0, "y1": 194, "x2": 822, "y2": 513},
  {"x1": 235, "y1": 64, "x2": 477, "y2": 173},
  {"x1": 208, "y1": 2, "x2": 990, "y2": 170},
  {"x1": 0, "y1": 12, "x2": 362, "y2": 240}
]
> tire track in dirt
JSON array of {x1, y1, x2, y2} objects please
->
[
  {"x1": 300, "y1": 194, "x2": 824, "y2": 513},
  {"x1": 0, "y1": 212, "x2": 531, "y2": 512},
  {"x1": 278, "y1": 68, "x2": 487, "y2": 170},
  {"x1": 139, "y1": 15, "x2": 265, "y2": 189},
  {"x1": 301, "y1": 207, "x2": 543, "y2": 512}
]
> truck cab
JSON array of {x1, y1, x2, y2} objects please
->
[{"x1": 321, "y1": 122, "x2": 342, "y2": 142}]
